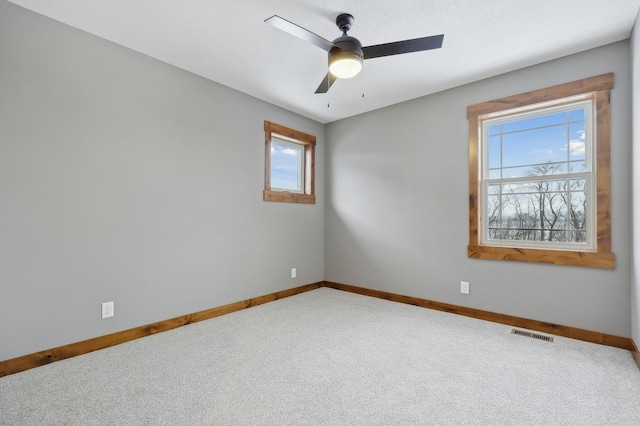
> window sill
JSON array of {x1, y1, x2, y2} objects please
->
[
  {"x1": 263, "y1": 190, "x2": 316, "y2": 204},
  {"x1": 467, "y1": 245, "x2": 615, "y2": 269}
]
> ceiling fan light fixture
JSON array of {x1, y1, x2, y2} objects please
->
[
  {"x1": 329, "y1": 54, "x2": 363, "y2": 79},
  {"x1": 328, "y1": 42, "x2": 363, "y2": 79}
]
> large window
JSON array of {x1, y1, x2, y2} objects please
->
[
  {"x1": 264, "y1": 121, "x2": 316, "y2": 204},
  {"x1": 483, "y1": 100, "x2": 593, "y2": 249},
  {"x1": 467, "y1": 74, "x2": 615, "y2": 268}
]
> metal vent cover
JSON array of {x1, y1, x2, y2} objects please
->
[{"x1": 511, "y1": 329, "x2": 554, "y2": 342}]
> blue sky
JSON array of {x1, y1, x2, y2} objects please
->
[
  {"x1": 270, "y1": 141, "x2": 301, "y2": 191},
  {"x1": 487, "y1": 107, "x2": 586, "y2": 179}
]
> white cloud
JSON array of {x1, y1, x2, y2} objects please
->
[
  {"x1": 272, "y1": 146, "x2": 298, "y2": 156},
  {"x1": 563, "y1": 140, "x2": 585, "y2": 156},
  {"x1": 577, "y1": 130, "x2": 585, "y2": 140},
  {"x1": 281, "y1": 148, "x2": 298, "y2": 156}
]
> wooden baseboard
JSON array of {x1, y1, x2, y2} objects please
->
[
  {"x1": 323, "y1": 281, "x2": 635, "y2": 351},
  {"x1": 3, "y1": 280, "x2": 635, "y2": 378},
  {"x1": 0, "y1": 282, "x2": 322, "y2": 378},
  {"x1": 632, "y1": 340, "x2": 640, "y2": 370}
]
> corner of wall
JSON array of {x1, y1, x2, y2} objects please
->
[{"x1": 631, "y1": 5, "x2": 640, "y2": 352}]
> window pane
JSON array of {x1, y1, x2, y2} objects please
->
[
  {"x1": 568, "y1": 122, "x2": 586, "y2": 161},
  {"x1": 501, "y1": 125, "x2": 567, "y2": 169},
  {"x1": 569, "y1": 108, "x2": 585, "y2": 122},
  {"x1": 488, "y1": 135, "x2": 501, "y2": 170},
  {"x1": 486, "y1": 106, "x2": 589, "y2": 180},
  {"x1": 489, "y1": 124, "x2": 501, "y2": 136},
  {"x1": 501, "y1": 111, "x2": 567, "y2": 134},
  {"x1": 568, "y1": 179, "x2": 587, "y2": 231},
  {"x1": 498, "y1": 182, "x2": 533, "y2": 194},
  {"x1": 569, "y1": 160, "x2": 586, "y2": 173},
  {"x1": 500, "y1": 163, "x2": 568, "y2": 179},
  {"x1": 270, "y1": 141, "x2": 302, "y2": 191},
  {"x1": 488, "y1": 169, "x2": 501, "y2": 179},
  {"x1": 570, "y1": 230, "x2": 586, "y2": 243},
  {"x1": 486, "y1": 178, "x2": 587, "y2": 245}
]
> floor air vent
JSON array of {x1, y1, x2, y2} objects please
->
[{"x1": 511, "y1": 329, "x2": 554, "y2": 342}]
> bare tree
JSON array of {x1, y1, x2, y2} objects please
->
[
  {"x1": 559, "y1": 178, "x2": 587, "y2": 242},
  {"x1": 525, "y1": 163, "x2": 563, "y2": 241},
  {"x1": 487, "y1": 162, "x2": 586, "y2": 244}
]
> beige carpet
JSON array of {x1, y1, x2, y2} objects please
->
[{"x1": 1, "y1": 287, "x2": 639, "y2": 425}]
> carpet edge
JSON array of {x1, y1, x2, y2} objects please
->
[
  {"x1": 0, "y1": 282, "x2": 322, "y2": 377},
  {"x1": 323, "y1": 281, "x2": 635, "y2": 352}
]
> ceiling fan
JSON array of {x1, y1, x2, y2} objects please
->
[{"x1": 265, "y1": 13, "x2": 444, "y2": 94}]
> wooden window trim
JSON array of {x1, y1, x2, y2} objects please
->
[
  {"x1": 467, "y1": 73, "x2": 615, "y2": 269},
  {"x1": 264, "y1": 121, "x2": 316, "y2": 204}
]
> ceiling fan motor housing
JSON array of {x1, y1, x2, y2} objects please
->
[{"x1": 330, "y1": 35, "x2": 363, "y2": 60}]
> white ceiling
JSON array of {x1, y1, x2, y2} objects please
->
[{"x1": 7, "y1": 0, "x2": 640, "y2": 124}]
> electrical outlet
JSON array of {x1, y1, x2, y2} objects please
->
[
  {"x1": 291, "y1": 268, "x2": 297, "y2": 278},
  {"x1": 460, "y1": 281, "x2": 470, "y2": 295},
  {"x1": 102, "y1": 301, "x2": 114, "y2": 319}
]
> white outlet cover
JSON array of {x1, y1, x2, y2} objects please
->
[
  {"x1": 102, "y1": 301, "x2": 114, "y2": 319},
  {"x1": 291, "y1": 268, "x2": 297, "y2": 278},
  {"x1": 460, "y1": 281, "x2": 470, "y2": 295}
]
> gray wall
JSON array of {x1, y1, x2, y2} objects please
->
[
  {"x1": 325, "y1": 41, "x2": 632, "y2": 337},
  {"x1": 0, "y1": 1, "x2": 324, "y2": 361},
  {"x1": 1, "y1": 0, "x2": 636, "y2": 363},
  {"x1": 632, "y1": 11, "x2": 640, "y2": 347}
]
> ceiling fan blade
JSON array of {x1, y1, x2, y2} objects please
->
[
  {"x1": 314, "y1": 73, "x2": 337, "y2": 94},
  {"x1": 265, "y1": 15, "x2": 336, "y2": 52},
  {"x1": 363, "y1": 34, "x2": 444, "y2": 60}
]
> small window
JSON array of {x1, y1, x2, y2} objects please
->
[
  {"x1": 270, "y1": 136, "x2": 304, "y2": 193},
  {"x1": 264, "y1": 121, "x2": 316, "y2": 204},
  {"x1": 467, "y1": 74, "x2": 615, "y2": 268}
]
